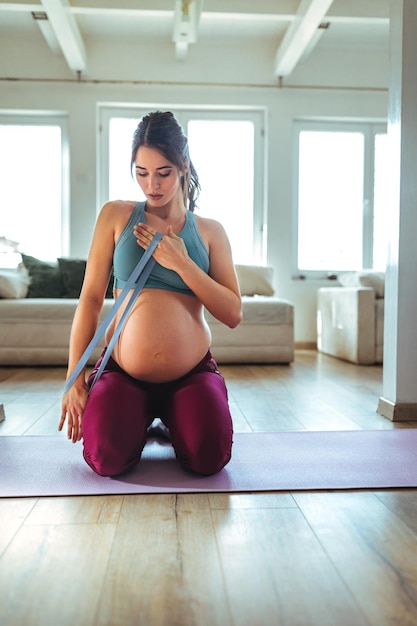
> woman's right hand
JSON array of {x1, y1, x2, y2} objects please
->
[{"x1": 59, "y1": 381, "x2": 89, "y2": 443}]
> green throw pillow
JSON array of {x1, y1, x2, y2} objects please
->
[
  {"x1": 21, "y1": 253, "x2": 64, "y2": 298},
  {"x1": 105, "y1": 268, "x2": 114, "y2": 299},
  {"x1": 22, "y1": 254, "x2": 114, "y2": 299},
  {"x1": 58, "y1": 257, "x2": 114, "y2": 299},
  {"x1": 57, "y1": 258, "x2": 86, "y2": 298}
]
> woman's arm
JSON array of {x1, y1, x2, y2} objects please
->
[
  {"x1": 59, "y1": 202, "x2": 118, "y2": 441},
  {"x1": 180, "y1": 218, "x2": 242, "y2": 327}
]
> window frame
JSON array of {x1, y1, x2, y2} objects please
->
[
  {"x1": 98, "y1": 104, "x2": 267, "y2": 264},
  {"x1": 292, "y1": 119, "x2": 387, "y2": 280}
]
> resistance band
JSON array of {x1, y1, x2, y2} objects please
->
[{"x1": 64, "y1": 232, "x2": 163, "y2": 394}]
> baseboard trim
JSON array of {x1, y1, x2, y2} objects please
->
[
  {"x1": 377, "y1": 397, "x2": 417, "y2": 422},
  {"x1": 295, "y1": 342, "x2": 317, "y2": 350}
]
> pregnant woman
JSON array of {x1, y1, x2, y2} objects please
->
[{"x1": 59, "y1": 110, "x2": 242, "y2": 477}]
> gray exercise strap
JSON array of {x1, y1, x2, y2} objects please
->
[{"x1": 64, "y1": 231, "x2": 163, "y2": 394}]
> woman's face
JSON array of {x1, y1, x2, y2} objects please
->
[{"x1": 134, "y1": 146, "x2": 183, "y2": 209}]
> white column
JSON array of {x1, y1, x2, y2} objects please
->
[{"x1": 378, "y1": 0, "x2": 417, "y2": 420}]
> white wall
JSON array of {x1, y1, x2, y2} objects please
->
[{"x1": 0, "y1": 34, "x2": 389, "y2": 343}]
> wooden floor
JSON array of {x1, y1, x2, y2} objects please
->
[{"x1": 1, "y1": 351, "x2": 417, "y2": 626}]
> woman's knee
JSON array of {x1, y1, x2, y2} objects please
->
[
  {"x1": 176, "y1": 437, "x2": 233, "y2": 476},
  {"x1": 83, "y1": 446, "x2": 142, "y2": 477},
  {"x1": 171, "y1": 409, "x2": 233, "y2": 476}
]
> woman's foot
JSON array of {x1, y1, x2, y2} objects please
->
[{"x1": 146, "y1": 418, "x2": 171, "y2": 442}]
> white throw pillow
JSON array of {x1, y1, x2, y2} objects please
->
[
  {"x1": 0, "y1": 265, "x2": 30, "y2": 299},
  {"x1": 235, "y1": 264, "x2": 274, "y2": 296},
  {"x1": 338, "y1": 270, "x2": 385, "y2": 298}
]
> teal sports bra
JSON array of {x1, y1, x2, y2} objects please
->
[{"x1": 112, "y1": 201, "x2": 209, "y2": 296}]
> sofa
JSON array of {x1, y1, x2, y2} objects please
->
[
  {"x1": 0, "y1": 254, "x2": 294, "y2": 366},
  {"x1": 317, "y1": 270, "x2": 385, "y2": 364}
]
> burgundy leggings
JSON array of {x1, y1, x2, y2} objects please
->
[{"x1": 82, "y1": 350, "x2": 233, "y2": 477}]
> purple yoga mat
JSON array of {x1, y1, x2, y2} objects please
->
[{"x1": 1, "y1": 430, "x2": 417, "y2": 497}]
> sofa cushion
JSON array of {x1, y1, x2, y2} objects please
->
[
  {"x1": 0, "y1": 297, "x2": 114, "y2": 321},
  {"x1": 0, "y1": 266, "x2": 30, "y2": 299},
  {"x1": 338, "y1": 270, "x2": 385, "y2": 298},
  {"x1": 21, "y1": 253, "x2": 64, "y2": 298},
  {"x1": 57, "y1": 257, "x2": 87, "y2": 298},
  {"x1": 235, "y1": 265, "x2": 274, "y2": 296},
  {"x1": 57, "y1": 258, "x2": 114, "y2": 299}
]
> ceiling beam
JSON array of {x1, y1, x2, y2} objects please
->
[
  {"x1": 274, "y1": 0, "x2": 334, "y2": 78},
  {"x1": 40, "y1": 0, "x2": 87, "y2": 74},
  {"x1": 31, "y1": 11, "x2": 62, "y2": 55}
]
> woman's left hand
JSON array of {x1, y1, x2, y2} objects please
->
[{"x1": 134, "y1": 223, "x2": 189, "y2": 271}]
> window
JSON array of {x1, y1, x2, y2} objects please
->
[
  {"x1": 0, "y1": 113, "x2": 69, "y2": 261},
  {"x1": 293, "y1": 121, "x2": 388, "y2": 278},
  {"x1": 99, "y1": 106, "x2": 266, "y2": 264}
]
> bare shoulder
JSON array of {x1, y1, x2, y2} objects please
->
[
  {"x1": 193, "y1": 214, "x2": 227, "y2": 239},
  {"x1": 99, "y1": 199, "x2": 136, "y2": 222},
  {"x1": 97, "y1": 200, "x2": 137, "y2": 236}
]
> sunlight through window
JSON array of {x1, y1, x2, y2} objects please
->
[
  {"x1": 298, "y1": 131, "x2": 364, "y2": 272},
  {"x1": 187, "y1": 119, "x2": 254, "y2": 265},
  {"x1": 0, "y1": 123, "x2": 63, "y2": 261}
]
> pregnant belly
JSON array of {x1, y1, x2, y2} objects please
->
[{"x1": 107, "y1": 289, "x2": 211, "y2": 382}]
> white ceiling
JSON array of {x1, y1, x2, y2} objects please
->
[{"x1": 0, "y1": 0, "x2": 390, "y2": 76}]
